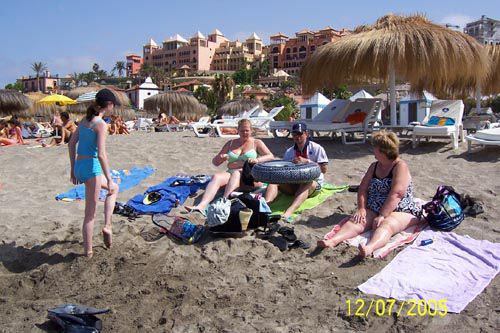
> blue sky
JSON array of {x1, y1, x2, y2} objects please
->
[{"x1": 1, "y1": 0, "x2": 498, "y2": 88}]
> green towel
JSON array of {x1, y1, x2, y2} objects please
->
[{"x1": 269, "y1": 184, "x2": 349, "y2": 221}]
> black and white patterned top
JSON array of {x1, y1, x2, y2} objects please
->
[{"x1": 366, "y1": 162, "x2": 421, "y2": 217}]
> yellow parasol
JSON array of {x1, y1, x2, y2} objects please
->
[{"x1": 37, "y1": 94, "x2": 77, "y2": 106}]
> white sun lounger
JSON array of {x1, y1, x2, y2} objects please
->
[
  {"x1": 412, "y1": 100, "x2": 465, "y2": 150},
  {"x1": 466, "y1": 126, "x2": 500, "y2": 153}
]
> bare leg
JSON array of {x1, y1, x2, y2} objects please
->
[
  {"x1": 359, "y1": 212, "x2": 420, "y2": 257},
  {"x1": 186, "y1": 172, "x2": 231, "y2": 210},
  {"x1": 100, "y1": 175, "x2": 118, "y2": 249},
  {"x1": 264, "y1": 183, "x2": 279, "y2": 203},
  {"x1": 223, "y1": 170, "x2": 242, "y2": 198},
  {"x1": 83, "y1": 176, "x2": 102, "y2": 257},
  {"x1": 282, "y1": 182, "x2": 316, "y2": 219},
  {"x1": 317, "y1": 210, "x2": 377, "y2": 248}
]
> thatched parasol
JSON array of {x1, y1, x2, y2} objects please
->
[
  {"x1": 217, "y1": 99, "x2": 263, "y2": 117},
  {"x1": 0, "y1": 89, "x2": 33, "y2": 118},
  {"x1": 301, "y1": 14, "x2": 490, "y2": 125},
  {"x1": 143, "y1": 91, "x2": 207, "y2": 120},
  {"x1": 67, "y1": 84, "x2": 131, "y2": 106},
  {"x1": 482, "y1": 44, "x2": 500, "y2": 95}
]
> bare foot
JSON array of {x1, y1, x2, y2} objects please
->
[
  {"x1": 184, "y1": 205, "x2": 206, "y2": 216},
  {"x1": 317, "y1": 238, "x2": 338, "y2": 248},
  {"x1": 85, "y1": 251, "x2": 93, "y2": 258},
  {"x1": 102, "y1": 228, "x2": 112, "y2": 249},
  {"x1": 358, "y1": 244, "x2": 373, "y2": 258}
]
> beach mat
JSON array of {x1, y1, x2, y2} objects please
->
[
  {"x1": 269, "y1": 184, "x2": 348, "y2": 221},
  {"x1": 358, "y1": 229, "x2": 500, "y2": 313},
  {"x1": 55, "y1": 166, "x2": 155, "y2": 201},
  {"x1": 322, "y1": 220, "x2": 426, "y2": 259}
]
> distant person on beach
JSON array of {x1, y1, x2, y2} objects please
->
[
  {"x1": 264, "y1": 122, "x2": 328, "y2": 222},
  {"x1": 68, "y1": 89, "x2": 119, "y2": 258},
  {"x1": 43, "y1": 112, "x2": 77, "y2": 147},
  {"x1": 185, "y1": 118, "x2": 274, "y2": 213},
  {"x1": 0, "y1": 119, "x2": 25, "y2": 146},
  {"x1": 317, "y1": 130, "x2": 422, "y2": 258}
]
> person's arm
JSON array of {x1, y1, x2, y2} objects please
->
[
  {"x1": 68, "y1": 126, "x2": 80, "y2": 184},
  {"x1": 212, "y1": 141, "x2": 231, "y2": 166},
  {"x1": 95, "y1": 122, "x2": 116, "y2": 193},
  {"x1": 351, "y1": 163, "x2": 375, "y2": 224},
  {"x1": 378, "y1": 161, "x2": 411, "y2": 218},
  {"x1": 15, "y1": 127, "x2": 25, "y2": 144}
]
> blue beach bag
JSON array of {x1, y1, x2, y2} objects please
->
[{"x1": 422, "y1": 185, "x2": 464, "y2": 231}]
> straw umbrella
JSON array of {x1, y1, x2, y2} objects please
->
[
  {"x1": 475, "y1": 44, "x2": 500, "y2": 110},
  {"x1": 217, "y1": 99, "x2": 263, "y2": 117},
  {"x1": 0, "y1": 89, "x2": 33, "y2": 118},
  {"x1": 301, "y1": 14, "x2": 490, "y2": 125},
  {"x1": 143, "y1": 91, "x2": 206, "y2": 120}
]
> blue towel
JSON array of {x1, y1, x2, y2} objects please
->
[
  {"x1": 126, "y1": 175, "x2": 210, "y2": 215},
  {"x1": 55, "y1": 166, "x2": 155, "y2": 201}
]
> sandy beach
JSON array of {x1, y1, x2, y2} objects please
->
[{"x1": 0, "y1": 131, "x2": 499, "y2": 332}]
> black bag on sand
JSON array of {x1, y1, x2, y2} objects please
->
[
  {"x1": 209, "y1": 198, "x2": 247, "y2": 233},
  {"x1": 237, "y1": 193, "x2": 269, "y2": 229}
]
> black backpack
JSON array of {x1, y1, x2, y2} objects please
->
[{"x1": 422, "y1": 185, "x2": 464, "y2": 231}]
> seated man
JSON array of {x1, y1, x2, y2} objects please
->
[
  {"x1": 265, "y1": 122, "x2": 328, "y2": 221},
  {"x1": 43, "y1": 112, "x2": 77, "y2": 147}
]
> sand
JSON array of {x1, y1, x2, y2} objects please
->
[{"x1": 0, "y1": 131, "x2": 499, "y2": 332}]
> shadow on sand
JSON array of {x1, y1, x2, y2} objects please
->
[{"x1": 0, "y1": 240, "x2": 80, "y2": 273}]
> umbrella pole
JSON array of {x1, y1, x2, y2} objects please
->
[
  {"x1": 475, "y1": 83, "x2": 481, "y2": 113},
  {"x1": 389, "y1": 63, "x2": 397, "y2": 126}
]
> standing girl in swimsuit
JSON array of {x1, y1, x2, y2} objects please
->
[
  {"x1": 68, "y1": 89, "x2": 119, "y2": 258},
  {"x1": 185, "y1": 118, "x2": 274, "y2": 213}
]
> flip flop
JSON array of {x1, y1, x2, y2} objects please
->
[
  {"x1": 102, "y1": 229, "x2": 112, "y2": 249},
  {"x1": 269, "y1": 236, "x2": 288, "y2": 252},
  {"x1": 277, "y1": 226, "x2": 297, "y2": 242}
]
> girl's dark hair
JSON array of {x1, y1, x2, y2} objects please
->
[
  {"x1": 7, "y1": 118, "x2": 20, "y2": 127},
  {"x1": 85, "y1": 100, "x2": 112, "y2": 122}
]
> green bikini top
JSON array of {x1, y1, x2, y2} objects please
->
[{"x1": 227, "y1": 139, "x2": 258, "y2": 163}]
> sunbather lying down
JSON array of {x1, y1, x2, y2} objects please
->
[
  {"x1": 317, "y1": 131, "x2": 423, "y2": 258},
  {"x1": 185, "y1": 119, "x2": 274, "y2": 213}
]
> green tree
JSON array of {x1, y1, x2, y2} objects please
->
[
  {"x1": 113, "y1": 61, "x2": 126, "y2": 77},
  {"x1": 31, "y1": 61, "x2": 47, "y2": 91},
  {"x1": 263, "y1": 94, "x2": 298, "y2": 121},
  {"x1": 212, "y1": 74, "x2": 234, "y2": 106},
  {"x1": 256, "y1": 59, "x2": 270, "y2": 78},
  {"x1": 4, "y1": 82, "x2": 23, "y2": 91},
  {"x1": 194, "y1": 85, "x2": 218, "y2": 116}
]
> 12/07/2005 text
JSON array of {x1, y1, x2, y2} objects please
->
[{"x1": 346, "y1": 299, "x2": 448, "y2": 317}]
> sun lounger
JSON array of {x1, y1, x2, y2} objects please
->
[
  {"x1": 191, "y1": 116, "x2": 213, "y2": 137},
  {"x1": 269, "y1": 99, "x2": 350, "y2": 138},
  {"x1": 465, "y1": 125, "x2": 500, "y2": 153},
  {"x1": 214, "y1": 106, "x2": 285, "y2": 137},
  {"x1": 306, "y1": 98, "x2": 383, "y2": 144},
  {"x1": 135, "y1": 118, "x2": 154, "y2": 132},
  {"x1": 412, "y1": 100, "x2": 465, "y2": 149}
]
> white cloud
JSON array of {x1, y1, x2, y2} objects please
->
[{"x1": 439, "y1": 14, "x2": 474, "y2": 29}]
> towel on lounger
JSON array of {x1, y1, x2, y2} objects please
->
[
  {"x1": 55, "y1": 166, "x2": 155, "y2": 201},
  {"x1": 358, "y1": 229, "x2": 500, "y2": 313}
]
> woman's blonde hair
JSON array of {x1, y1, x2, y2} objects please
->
[
  {"x1": 371, "y1": 130, "x2": 399, "y2": 160},
  {"x1": 238, "y1": 118, "x2": 252, "y2": 129}
]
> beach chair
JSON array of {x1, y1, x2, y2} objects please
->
[
  {"x1": 269, "y1": 99, "x2": 350, "y2": 138},
  {"x1": 212, "y1": 105, "x2": 262, "y2": 137},
  {"x1": 412, "y1": 100, "x2": 465, "y2": 150},
  {"x1": 191, "y1": 116, "x2": 213, "y2": 138},
  {"x1": 135, "y1": 118, "x2": 154, "y2": 132},
  {"x1": 306, "y1": 98, "x2": 383, "y2": 144},
  {"x1": 465, "y1": 124, "x2": 500, "y2": 153},
  {"x1": 214, "y1": 106, "x2": 285, "y2": 137}
]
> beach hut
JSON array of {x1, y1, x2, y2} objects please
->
[
  {"x1": 399, "y1": 90, "x2": 436, "y2": 126},
  {"x1": 301, "y1": 14, "x2": 490, "y2": 126},
  {"x1": 299, "y1": 92, "x2": 330, "y2": 120},
  {"x1": 126, "y1": 77, "x2": 160, "y2": 110}
]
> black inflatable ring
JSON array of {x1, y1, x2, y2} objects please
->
[{"x1": 251, "y1": 160, "x2": 321, "y2": 184}]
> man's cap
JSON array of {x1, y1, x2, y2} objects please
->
[
  {"x1": 95, "y1": 88, "x2": 118, "y2": 106},
  {"x1": 292, "y1": 122, "x2": 307, "y2": 133}
]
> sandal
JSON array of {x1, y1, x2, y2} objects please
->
[
  {"x1": 277, "y1": 226, "x2": 297, "y2": 242},
  {"x1": 288, "y1": 239, "x2": 311, "y2": 250}
]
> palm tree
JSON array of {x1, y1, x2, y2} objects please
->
[
  {"x1": 212, "y1": 74, "x2": 234, "y2": 106},
  {"x1": 31, "y1": 62, "x2": 47, "y2": 91},
  {"x1": 113, "y1": 61, "x2": 126, "y2": 77}
]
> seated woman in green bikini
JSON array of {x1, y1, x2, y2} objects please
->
[{"x1": 186, "y1": 118, "x2": 274, "y2": 213}]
